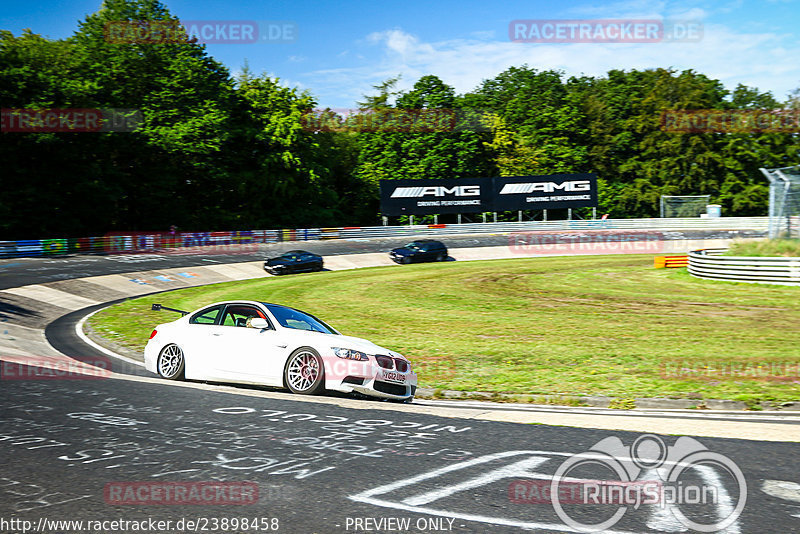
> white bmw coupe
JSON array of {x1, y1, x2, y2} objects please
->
[{"x1": 144, "y1": 300, "x2": 417, "y2": 402}]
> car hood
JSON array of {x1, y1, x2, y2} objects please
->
[
  {"x1": 265, "y1": 258, "x2": 293, "y2": 266},
  {"x1": 279, "y1": 329, "x2": 403, "y2": 358},
  {"x1": 390, "y1": 247, "x2": 414, "y2": 256}
]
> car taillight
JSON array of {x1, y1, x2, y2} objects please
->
[{"x1": 149, "y1": 329, "x2": 158, "y2": 339}]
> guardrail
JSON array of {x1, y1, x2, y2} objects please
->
[
  {"x1": 0, "y1": 216, "x2": 771, "y2": 259},
  {"x1": 337, "y1": 216, "x2": 770, "y2": 239},
  {"x1": 688, "y1": 248, "x2": 800, "y2": 286}
]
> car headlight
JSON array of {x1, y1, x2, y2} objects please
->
[{"x1": 332, "y1": 347, "x2": 369, "y2": 361}]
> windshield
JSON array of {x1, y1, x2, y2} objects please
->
[
  {"x1": 404, "y1": 242, "x2": 421, "y2": 250},
  {"x1": 262, "y1": 303, "x2": 339, "y2": 334}
]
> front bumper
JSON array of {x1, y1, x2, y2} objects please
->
[
  {"x1": 264, "y1": 265, "x2": 285, "y2": 275},
  {"x1": 324, "y1": 357, "x2": 418, "y2": 401}
]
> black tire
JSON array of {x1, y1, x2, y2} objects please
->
[
  {"x1": 157, "y1": 344, "x2": 185, "y2": 380},
  {"x1": 284, "y1": 347, "x2": 325, "y2": 395},
  {"x1": 401, "y1": 257, "x2": 411, "y2": 264},
  {"x1": 436, "y1": 252, "x2": 446, "y2": 261}
]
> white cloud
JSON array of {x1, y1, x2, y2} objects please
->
[{"x1": 306, "y1": 23, "x2": 800, "y2": 108}]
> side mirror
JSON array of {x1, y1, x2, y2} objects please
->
[{"x1": 250, "y1": 318, "x2": 269, "y2": 329}]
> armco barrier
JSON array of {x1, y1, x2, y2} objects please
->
[
  {"x1": 338, "y1": 216, "x2": 771, "y2": 239},
  {"x1": 0, "y1": 216, "x2": 771, "y2": 259},
  {"x1": 688, "y1": 249, "x2": 800, "y2": 286}
]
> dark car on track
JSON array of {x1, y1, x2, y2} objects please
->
[
  {"x1": 264, "y1": 250, "x2": 324, "y2": 275},
  {"x1": 389, "y1": 240, "x2": 448, "y2": 264}
]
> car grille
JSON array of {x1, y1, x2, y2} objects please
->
[
  {"x1": 375, "y1": 355, "x2": 394, "y2": 369},
  {"x1": 374, "y1": 381, "x2": 408, "y2": 396},
  {"x1": 394, "y1": 359, "x2": 409, "y2": 372}
]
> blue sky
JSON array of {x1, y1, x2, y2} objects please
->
[{"x1": 3, "y1": 0, "x2": 799, "y2": 108}]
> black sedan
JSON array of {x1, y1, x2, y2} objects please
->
[
  {"x1": 389, "y1": 240, "x2": 448, "y2": 264},
  {"x1": 264, "y1": 250, "x2": 324, "y2": 275}
]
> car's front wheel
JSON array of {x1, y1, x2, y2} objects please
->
[
  {"x1": 284, "y1": 347, "x2": 325, "y2": 395},
  {"x1": 157, "y1": 344, "x2": 185, "y2": 380}
]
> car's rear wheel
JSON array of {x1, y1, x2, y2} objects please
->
[
  {"x1": 284, "y1": 347, "x2": 325, "y2": 395},
  {"x1": 436, "y1": 252, "x2": 446, "y2": 261},
  {"x1": 157, "y1": 344, "x2": 185, "y2": 380}
]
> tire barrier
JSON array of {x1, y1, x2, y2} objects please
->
[{"x1": 688, "y1": 249, "x2": 800, "y2": 286}]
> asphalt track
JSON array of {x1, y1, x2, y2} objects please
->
[
  {"x1": 0, "y1": 229, "x2": 765, "y2": 290},
  {"x1": 2, "y1": 230, "x2": 800, "y2": 534}
]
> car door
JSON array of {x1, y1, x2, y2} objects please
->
[
  {"x1": 286, "y1": 253, "x2": 301, "y2": 273},
  {"x1": 180, "y1": 304, "x2": 225, "y2": 379},
  {"x1": 205, "y1": 304, "x2": 286, "y2": 385},
  {"x1": 299, "y1": 253, "x2": 317, "y2": 272},
  {"x1": 418, "y1": 242, "x2": 433, "y2": 261}
]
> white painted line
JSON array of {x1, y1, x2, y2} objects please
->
[
  {"x1": 351, "y1": 449, "x2": 641, "y2": 533},
  {"x1": 402, "y1": 455, "x2": 550, "y2": 506},
  {"x1": 75, "y1": 307, "x2": 144, "y2": 367},
  {"x1": 762, "y1": 479, "x2": 800, "y2": 503}
]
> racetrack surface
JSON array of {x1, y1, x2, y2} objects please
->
[
  {"x1": 2, "y1": 374, "x2": 799, "y2": 533},
  {"x1": 0, "y1": 228, "x2": 764, "y2": 290},
  {"x1": 3, "y1": 230, "x2": 800, "y2": 533}
]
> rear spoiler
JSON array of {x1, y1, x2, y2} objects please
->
[{"x1": 151, "y1": 303, "x2": 189, "y2": 316}]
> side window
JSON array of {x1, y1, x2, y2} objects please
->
[
  {"x1": 190, "y1": 305, "x2": 223, "y2": 325},
  {"x1": 222, "y1": 305, "x2": 268, "y2": 328}
]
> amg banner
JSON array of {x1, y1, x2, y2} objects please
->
[
  {"x1": 379, "y1": 178, "x2": 493, "y2": 216},
  {"x1": 379, "y1": 174, "x2": 597, "y2": 215},
  {"x1": 492, "y1": 173, "x2": 598, "y2": 211}
]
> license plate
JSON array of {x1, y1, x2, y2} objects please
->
[{"x1": 382, "y1": 371, "x2": 406, "y2": 383}]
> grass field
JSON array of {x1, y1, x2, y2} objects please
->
[
  {"x1": 726, "y1": 238, "x2": 800, "y2": 257},
  {"x1": 87, "y1": 255, "x2": 800, "y2": 406}
]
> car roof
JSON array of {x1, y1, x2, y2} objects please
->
[{"x1": 197, "y1": 300, "x2": 300, "y2": 312}]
